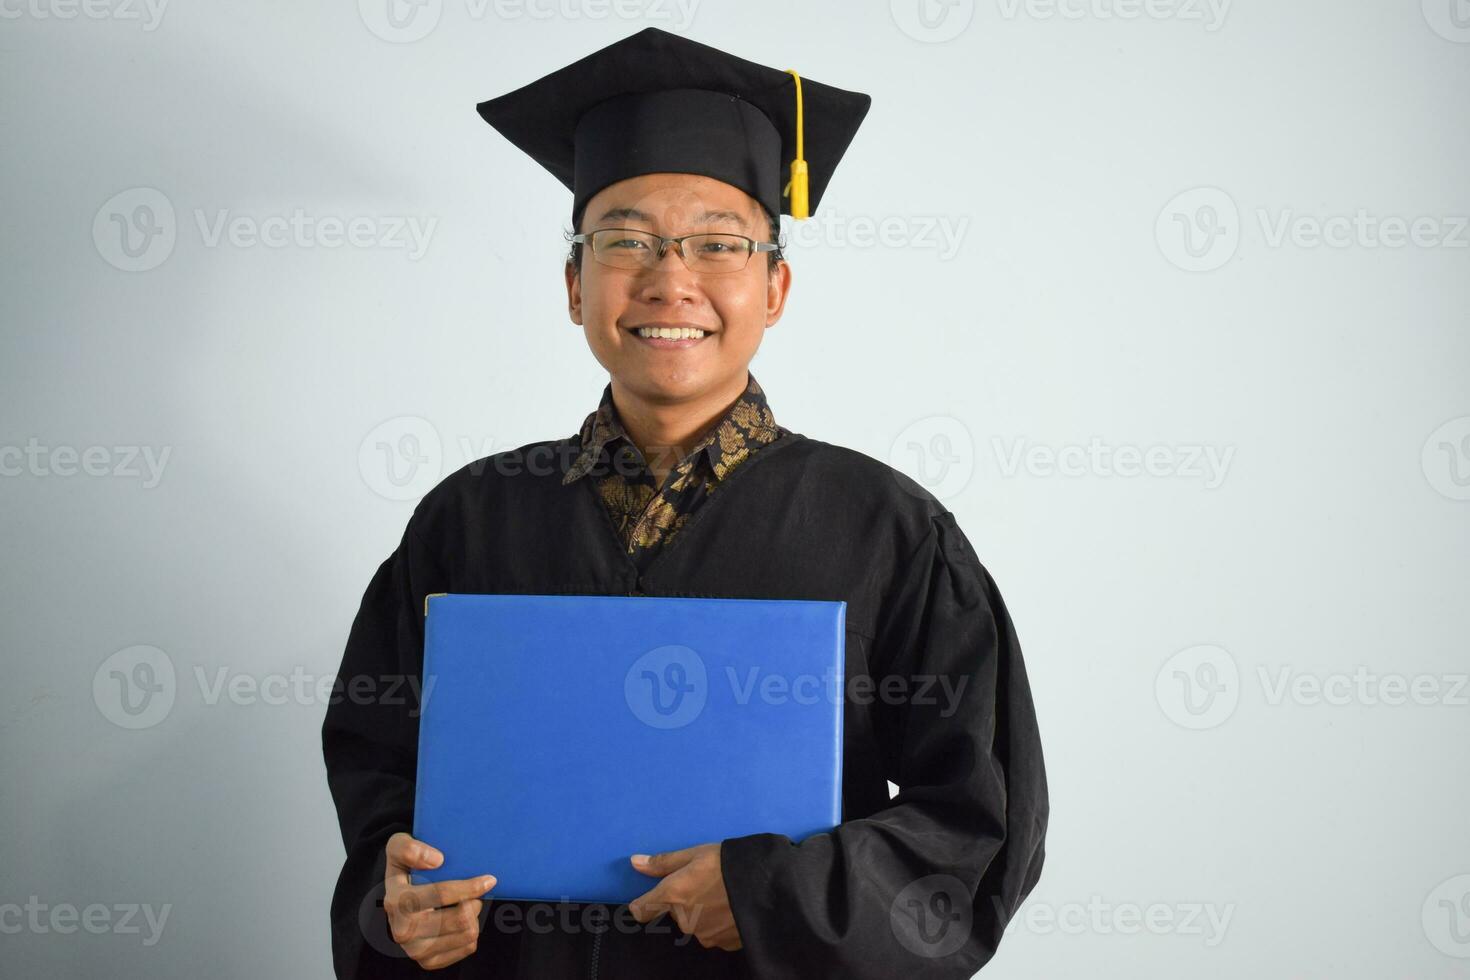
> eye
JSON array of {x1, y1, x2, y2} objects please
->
[
  {"x1": 695, "y1": 236, "x2": 745, "y2": 254},
  {"x1": 605, "y1": 236, "x2": 650, "y2": 251}
]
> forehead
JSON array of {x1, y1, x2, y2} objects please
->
[{"x1": 582, "y1": 172, "x2": 764, "y2": 229}]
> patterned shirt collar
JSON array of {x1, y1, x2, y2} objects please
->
[{"x1": 562, "y1": 372, "x2": 781, "y2": 485}]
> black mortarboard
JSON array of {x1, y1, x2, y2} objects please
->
[{"x1": 476, "y1": 27, "x2": 871, "y2": 229}]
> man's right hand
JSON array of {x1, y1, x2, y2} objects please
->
[{"x1": 384, "y1": 832, "x2": 497, "y2": 971}]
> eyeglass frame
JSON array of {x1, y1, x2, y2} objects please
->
[{"x1": 570, "y1": 227, "x2": 781, "y2": 274}]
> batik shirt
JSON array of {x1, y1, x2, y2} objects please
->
[{"x1": 561, "y1": 371, "x2": 789, "y2": 572}]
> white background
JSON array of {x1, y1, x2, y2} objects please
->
[{"x1": 1, "y1": 1, "x2": 1467, "y2": 977}]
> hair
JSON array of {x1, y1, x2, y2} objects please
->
[{"x1": 565, "y1": 203, "x2": 786, "y2": 277}]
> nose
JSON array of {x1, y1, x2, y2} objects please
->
[{"x1": 635, "y1": 239, "x2": 702, "y2": 304}]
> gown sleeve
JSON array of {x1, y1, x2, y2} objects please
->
[
  {"x1": 320, "y1": 519, "x2": 518, "y2": 978},
  {"x1": 720, "y1": 510, "x2": 1049, "y2": 979}
]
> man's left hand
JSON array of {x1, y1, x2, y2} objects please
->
[{"x1": 627, "y1": 842, "x2": 743, "y2": 951}]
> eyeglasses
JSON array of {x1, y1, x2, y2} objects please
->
[{"x1": 571, "y1": 228, "x2": 779, "y2": 274}]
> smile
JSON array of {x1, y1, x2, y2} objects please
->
[{"x1": 626, "y1": 325, "x2": 711, "y2": 349}]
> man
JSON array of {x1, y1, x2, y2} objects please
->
[{"x1": 322, "y1": 27, "x2": 1048, "y2": 980}]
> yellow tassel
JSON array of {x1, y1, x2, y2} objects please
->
[{"x1": 782, "y1": 69, "x2": 809, "y2": 220}]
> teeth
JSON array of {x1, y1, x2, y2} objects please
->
[{"x1": 636, "y1": 326, "x2": 706, "y2": 340}]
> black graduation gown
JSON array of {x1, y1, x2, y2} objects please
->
[{"x1": 321, "y1": 430, "x2": 1049, "y2": 979}]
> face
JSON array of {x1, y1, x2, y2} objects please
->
[{"x1": 565, "y1": 172, "x2": 792, "y2": 404}]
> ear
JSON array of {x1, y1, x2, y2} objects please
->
[
  {"x1": 765, "y1": 258, "x2": 792, "y2": 328},
  {"x1": 565, "y1": 258, "x2": 583, "y2": 326}
]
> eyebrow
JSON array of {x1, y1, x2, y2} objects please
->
[{"x1": 595, "y1": 207, "x2": 750, "y2": 229}]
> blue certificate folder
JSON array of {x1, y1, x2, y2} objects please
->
[{"x1": 411, "y1": 593, "x2": 846, "y2": 904}]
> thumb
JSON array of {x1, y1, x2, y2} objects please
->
[{"x1": 631, "y1": 848, "x2": 692, "y2": 876}]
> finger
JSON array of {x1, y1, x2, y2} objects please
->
[
  {"x1": 706, "y1": 922, "x2": 741, "y2": 950},
  {"x1": 388, "y1": 879, "x2": 491, "y2": 943},
  {"x1": 627, "y1": 880, "x2": 675, "y2": 922},
  {"x1": 423, "y1": 874, "x2": 497, "y2": 911},
  {"x1": 626, "y1": 893, "x2": 673, "y2": 922},
  {"x1": 386, "y1": 833, "x2": 444, "y2": 873},
  {"x1": 631, "y1": 846, "x2": 697, "y2": 877},
  {"x1": 393, "y1": 897, "x2": 482, "y2": 947},
  {"x1": 420, "y1": 936, "x2": 479, "y2": 971},
  {"x1": 407, "y1": 929, "x2": 479, "y2": 971}
]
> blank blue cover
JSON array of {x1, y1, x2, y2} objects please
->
[{"x1": 411, "y1": 593, "x2": 846, "y2": 904}]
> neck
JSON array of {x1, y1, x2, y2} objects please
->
[{"x1": 610, "y1": 371, "x2": 750, "y2": 484}]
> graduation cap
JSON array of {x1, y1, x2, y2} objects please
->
[{"x1": 476, "y1": 27, "x2": 871, "y2": 229}]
